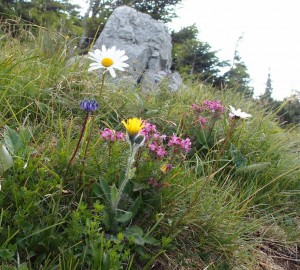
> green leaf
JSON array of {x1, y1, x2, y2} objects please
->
[
  {"x1": 133, "y1": 182, "x2": 148, "y2": 192},
  {"x1": 128, "y1": 195, "x2": 142, "y2": 217},
  {"x1": 0, "y1": 142, "x2": 13, "y2": 176},
  {"x1": 116, "y1": 211, "x2": 133, "y2": 223},
  {"x1": 125, "y1": 226, "x2": 143, "y2": 236},
  {"x1": 35, "y1": 100, "x2": 49, "y2": 114},
  {"x1": 131, "y1": 234, "x2": 145, "y2": 245},
  {"x1": 3, "y1": 126, "x2": 22, "y2": 155},
  {"x1": 142, "y1": 249, "x2": 165, "y2": 270},
  {"x1": 127, "y1": 167, "x2": 136, "y2": 180},
  {"x1": 92, "y1": 183, "x2": 103, "y2": 197},
  {"x1": 235, "y1": 162, "x2": 271, "y2": 174},
  {"x1": 97, "y1": 178, "x2": 111, "y2": 201},
  {"x1": 230, "y1": 144, "x2": 247, "y2": 167},
  {"x1": 197, "y1": 131, "x2": 209, "y2": 149},
  {"x1": 143, "y1": 235, "x2": 159, "y2": 245},
  {"x1": 19, "y1": 127, "x2": 32, "y2": 144},
  {"x1": 102, "y1": 252, "x2": 110, "y2": 270},
  {"x1": 110, "y1": 184, "x2": 118, "y2": 206}
]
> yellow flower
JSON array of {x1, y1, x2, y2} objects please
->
[
  {"x1": 160, "y1": 164, "x2": 167, "y2": 173},
  {"x1": 160, "y1": 164, "x2": 172, "y2": 174},
  {"x1": 121, "y1": 118, "x2": 145, "y2": 137}
]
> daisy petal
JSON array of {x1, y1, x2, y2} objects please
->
[{"x1": 108, "y1": 68, "x2": 116, "y2": 78}]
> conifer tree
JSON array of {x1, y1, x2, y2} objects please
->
[
  {"x1": 171, "y1": 25, "x2": 229, "y2": 87},
  {"x1": 222, "y1": 35, "x2": 253, "y2": 97},
  {"x1": 260, "y1": 70, "x2": 274, "y2": 104}
]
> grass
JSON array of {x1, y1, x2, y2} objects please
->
[{"x1": 0, "y1": 24, "x2": 299, "y2": 269}]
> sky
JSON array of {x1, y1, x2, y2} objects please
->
[
  {"x1": 167, "y1": 0, "x2": 300, "y2": 100},
  {"x1": 73, "y1": 0, "x2": 300, "y2": 100}
]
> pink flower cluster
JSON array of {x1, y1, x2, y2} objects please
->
[
  {"x1": 100, "y1": 128, "x2": 125, "y2": 142},
  {"x1": 141, "y1": 122, "x2": 191, "y2": 158},
  {"x1": 192, "y1": 100, "x2": 225, "y2": 128},
  {"x1": 203, "y1": 100, "x2": 225, "y2": 113},
  {"x1": 100, "y1": 122, "x2": 192, "y2": 158},
  {"x1": 192, "y1": 100, "x2": 225, "y2": 113},
  {"x1": 167, "y1": 134, "x2": 191, "y2": 152}
]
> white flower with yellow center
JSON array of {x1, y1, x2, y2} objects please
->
[{"x1": 88, "y1": 45, "x2": 129, "y2": 78}]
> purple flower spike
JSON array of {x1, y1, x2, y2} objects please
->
[{"x1": 80, "y1": 99, "x2": 99, "y2": 112}]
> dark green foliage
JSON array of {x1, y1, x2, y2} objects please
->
[
  {"x1": 222, "y1": 61, "x2": 253, "y2": 97},
  {"x1": 171, "y1": 25, "x2": 229, "y2": 87},
  {"x1": 0, "y1": 0, "x2": 82, "y2": 37},
  {"x1": 258, "y1": 72, "x2": 300, "y2": 125},
  {"x1": 221, "y1": 36, "x2": 253, "y2": 97},
  {"x1": 277, "y1": 96, "x2": 300, "y2": 124}
]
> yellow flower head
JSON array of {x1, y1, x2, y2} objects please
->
[{"x1": 121, "y1": 118, "x2": 145, "y2": 137}]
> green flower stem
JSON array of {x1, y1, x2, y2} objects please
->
[
  {"x1": 215, "y1": 117, "x2": 237, "y2": 166},
  {"x1": 172, "y1": 118, "x2": 237, "y2": 232},
  {"x1": 99, "y1": 72, "x2": 106, "y2": 98},
  {"x1": 112, "y1": 143, "x2": 138, "y2": 212}
]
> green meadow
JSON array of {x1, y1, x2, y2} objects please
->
[{"x1": 0, "y1": 25, "x2": 299, "y2": 270}]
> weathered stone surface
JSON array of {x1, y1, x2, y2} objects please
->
[{"x1": 92, "y1": 5, "x2": 182, "y2": 91}]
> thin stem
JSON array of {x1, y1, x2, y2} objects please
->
[
  {"x1": 66, "y1": 112, "x2": 90, "y2": 173},
  {"x1": 99, "y1": 72, "x2": 106, "y2": 98},
  {"x1": 79, "y1": 113, "x2": 96, "y2": 179},
  {"x1": 217, "y1": 118, "x2": 237, "y2": 161},
  {"x1": 113, "y1": 143, "x2": 136, "y2": 212}
]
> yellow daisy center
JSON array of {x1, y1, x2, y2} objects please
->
[
  {"x1": 101, "y1": 57, "x2": 114, "y2": 67},
  {"x1": 121, "y1": 118, "x2": 145, "y2": 136}
]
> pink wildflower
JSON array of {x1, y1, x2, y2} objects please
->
[
  {"x1": 168, "y1": 134, "x2": 182, "y2": 147},
  {"x1": 100, "y1": 128, "x2": 115, "y2": 141},
  {"x1": 116, "y1": 131, "x2": 125, "y2": 141},
  {"x1": 156, "y1": 146, "x2": 166, "y2": 157},
  {"x1": 203, "y1": 100, "x2": 225, "y2": 113},
  {"x1": 149, "y1": 141, "x2": 158, "y2": 151},
  {"x1": 192, "y1": 104, "x2": 202, "y2": 112},
  {"x1": 153, "y1": 132, "x2": 160, "y2": 139},
  {"x1": 181, "y1": 138, "x2": 192, "y2": 152},
  {"x1": 166, "y1": 164, "x2": 172, "y2": 171},
  {"x1": 144, "y1": 122, "x2": 157, "y2": 133},
  {"x1": 160, "y1": 134, "x2": 167, "y2": 141}
]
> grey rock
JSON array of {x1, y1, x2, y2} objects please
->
[{"x1": 92, "y1": 5, "x2": 182, "y2": 91}]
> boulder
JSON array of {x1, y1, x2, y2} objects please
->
[{"x1": 92, "y1": 5, "x2": 182, "y2": 91}]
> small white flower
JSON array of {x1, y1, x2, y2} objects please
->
[
  {"x1": 88, "y1": 45, "x2": 129, "y2": 78},
  {"x1": 229, "y1": 105, "x2": 252, "y2": 119}
]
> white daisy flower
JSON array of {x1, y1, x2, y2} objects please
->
[
  {"x1": 88, "y1": 45, "x2": 129, "y2": 78},
  {"x1": 229, "y1": 105, "x2": 252, "y2": 119}
]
